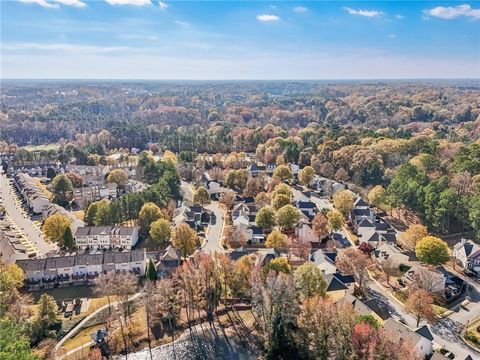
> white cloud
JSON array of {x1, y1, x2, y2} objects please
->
[
  {"x1": 343, "y1": 7, "x2": 383, "y2": 18},
  {"x1": 17, "y1": 0, "x2": 58, "y2": 8},
  {"x1": 293, "y1": 6, "x2": 308, "y2": 14},
  {"x1": 104, "y1": 0, "x2": 151, "y2": 6},
  {"x1": 424, "y1": 4, "x2": 480, "y2": 20},
  {"x1": 256, "y1": 14, "x2": 280, "y2": 22},
  {"x1": 2, "y1": 42, "x2": 133, "y2": 54},
  {"x1": 158, "y1": 1, "x2": 168, "y2": 9},
  {"x1": 395, "y1": 14, "x2": 404, "y2": 19},
  {"x1": 174, "y1": 20, "x2": 189, "y2": 27},
  {"x1": 51, "y1": 0, "x2": 86, "y2": 7},
  {"x1": 388, "y1": 34, "x2": 396, "y2": 38}
]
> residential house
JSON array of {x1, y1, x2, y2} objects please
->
[
  {"x1": 65, "y1": 165, "x2": 107, "y2": 186},
  {"x1": 74, "y1": 226, "x2": 138, "y2": 250},
  {"x1": 16, "y1": 258, "x2": 45, "y2": 289},
  {"x1": 174, "y1": 204, "x2": 213, "y2": 230},
  {"x1": 373, "y1": 243, "x2": 411, "y2": 268},
  {"x1": 383, "y1": 319, "x2": 433, "y2": 358},
  {"x1": 342, "y1": 294, "x2": 390, "y2": 324},
  {"x1": 402, "y1": 265, "x2": 446, "y2": 294},
  {"x1": 17, "y1": 249, "x2": 146, "y2": 290},
  {"x1": 42, "y1": 203, "x2": 85, "y2": 234},
  {"x1": 295, "y1": 200, "x2": 317, "y2": 216},
  {"x1": 248, "y1": 164, "x2": 262, "y2": 177},
  {"x1": 0, "y1": 225, "x2": 28, "y2": 263},
  {"x1": 15, "y1": 173, "x2": 50, "y2": 213},
  {"x1": 248, "y1": 226, "x2": 266, "y2": 244},
  {"x1": 125, "y1": 179, "x2": 149, "y2": 193},
  {"x1": 453, "y1": 238, "x2": 480, "y2": 274},
  {"x1": 266, "y1": 163, "x2": 277, "y2": 175},
  {"x1": 325, "y1": 273, "x2": 352, "y2": 301},
  {"x1": 310, "y1": 249, "x2": 337, "y2": 275},
  {"x1": 73, "y1": 183, "x2": 117, "y2": 209}
]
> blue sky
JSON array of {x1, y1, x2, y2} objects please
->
[{"x1": 1, "y1": 0, "x2": 479, "y2": 79}]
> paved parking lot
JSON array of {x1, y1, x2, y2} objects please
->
[{"x1": 0, "y1": 173, "x2": 55, "y2": 256}]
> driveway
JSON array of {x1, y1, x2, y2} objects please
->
[
  {"x1": 0, "y1": 173, "x2": 54, "y2": 256},
  {"x1": 202, "y1": 202, "x2": 226, "y2": 253}
]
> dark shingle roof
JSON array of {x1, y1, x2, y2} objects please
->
[
  {"x1": 325, "y1": 274, "x2": 348, "y2": 292},
  {"x1": 354, "y1": 198, "x2": 369, "y2": 207},
  {"x1": 251, "y1": 226, "x2": 263, "y2": 235},
  {"x1": 358, "y1": 218, "x2": 375, "y2": 228},
  {"x1": 415, "y1": 325, "x2": 434, "y2": 341},
  {"x1": 363, "y1": 298, "x2": 390, "y2": 320}
]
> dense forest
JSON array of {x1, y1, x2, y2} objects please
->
[{"x1": 1, "y1": 80, "x2": 479, "y2": 148}]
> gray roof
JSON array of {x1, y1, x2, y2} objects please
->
[
  {"x1": 75, "y1": 226, "x2": 136, "y2": 237},
  {"x1": 17, "y1": 258, "x2": 46, "y2": 272},
  {"x1": 383, "y1": 319, "x2": 426, "y2": 345}
]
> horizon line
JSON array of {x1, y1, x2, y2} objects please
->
[{"x1": 2, "y1": 77, "x2": 479, "y2": 82}]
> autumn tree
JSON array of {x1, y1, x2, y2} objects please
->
[
  {"x1": 171, "y1": 223, "x2": 199, "y2": 259},
  {"x1": 219, "y1": 191, "x2": 236, "y2": 210},
  {"x1": 65, "y1": 172, "x2": 83, "y2": 188},
  {"x1": 358, "y1": 242, "x2": 375, "y2": 255},
  {"x1": 405, "y1": 289, "x2": 436, "y2": 327},
  {"x1": 193, "y1": 186, "x2": 210, "y2": 206},
  {"x1": 273, "y1": 165, "x2": 292, "y2": 181},
  {"x1": 276, "y1": 204, "x2": 301, "y2": 230},
  {"x1": 271, "y1": 193, "x2": 291, "y2": 210},
  {"x1": 42, "y1": 214, "x2": 71, "y2": 245},
  {"x1": 264, "y1": 258, "x2": 291, "y2": 275},
  {"x1": 299, "y1": 166, "x2": 315, "y2": 186},
  {"x1": 272, "y1": 183, "x2": 292, "y2": 199},
  {"x1": 312, "y1": 212, "x2": 329, "y2": 241},
  {"x1": 265, "y1": 230, "x2": 287, "y2": 248},
  {"x1": 294, "y1": 263, "x2": 327, "y2": 300},
  {"x1": 326, "y1": 210, "x2": 344, "y2": 231},
  {"x1": 256, "y1": 206, "x2": 276, "y2": 231},
  {"x1": 367, "y1": 185, "x2": 386, "y2": 209},
  {"x1": 400, "y1": 224, "x2": 429, "y2": 251},
  {"x1": 333, "y1": 190, "x2": 354, "y2": 218},
  {"x1": 336, "y1": 248, "x2": 372, "y2": 291},
  {"x1": 139, "y1": 202, "x2": 164, "y2": 237},
  {"x1": 298, "y1": 296, "x2": 356, "y2": 359},
  {"x1": 149, "y1": 218, "x2": 171, "y2": 245},
  {"x1": 415, "y1": 236, "x2": 449, "y2": 265},
  {"x1": 107, "y1": 168, "x2": 128, "y2": 189}
]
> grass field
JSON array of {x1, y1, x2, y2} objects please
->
[{"x1": 22, "y1": 144, "x2": 59, "y2": 152}]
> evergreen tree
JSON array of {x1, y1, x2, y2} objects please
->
[
  {"x1": 63, "y1": 227, "x2": 74, "y2": 250},
  {"x1": 146, "y1": 259, "x2": 158, "y2": 282}
]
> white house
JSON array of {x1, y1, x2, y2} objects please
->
[
  {"x1": 453, "y1": 238, "x2": 480, "y2": 274},
  {"x1": 74, "y1": 226, "x2": 138, "y2": 250},
  {"x1": 383, "y1": 319, "x2": 433, "y2": 358},
  {"x1": 311, "y1": 249, "x2": 337, "y2": 275},
  {"x1": 373, "y1": 243, "x2": 411, "y2": 268}
]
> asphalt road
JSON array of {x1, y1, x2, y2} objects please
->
[
  {"x1": 0, "y1": 173, "x2": 54, "y2": 256},
  {"x1": 180, "y1": 180, "x2": 226, "y2": 254},
  {"x1": 203, "y1": 202, "x2": 226, "y2": 253}
]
